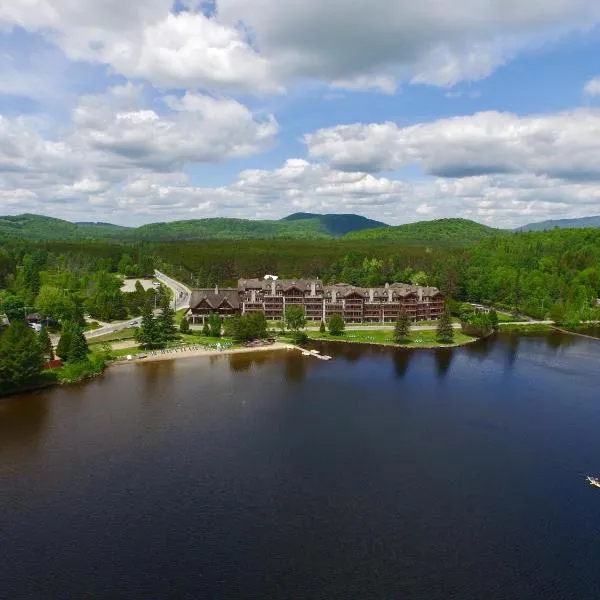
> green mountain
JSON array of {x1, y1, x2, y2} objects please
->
[
  {"x1": 0, "y1": 212, "x2": 382, "y2": 242},
  {"x1": 0, "y1": 214, "x2": 132, "y2": 241},
  {"x1": 282, "y1": 212, "x2": 387, "y2": 236},
  {"x1": 518, "y1": 215, "x2": 600, "y2": 232},
  {"x1": 345, "y1": 218, "x2": 506, "y2": 245},
  {"x1": 133, "y1": 217, "x2": 334, "y2": 240}
]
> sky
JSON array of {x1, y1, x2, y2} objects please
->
[{"x1": 1, "y1": 1, "x2": 600, "y2": 228}]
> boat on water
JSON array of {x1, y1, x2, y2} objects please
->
[{"x1": 586, "y1": 476, "x2": 600, "y2": 488}]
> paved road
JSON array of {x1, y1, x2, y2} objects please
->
[
  {"x1": 86, "y1": 271, "x2": 192, "y2": 340},
  {"x1": 154, "y1": 270, "x2": 192, "y2": 310}
]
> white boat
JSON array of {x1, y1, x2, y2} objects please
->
[{"x1": 586, "y1": 476, "x2": 600, "y2": 489}]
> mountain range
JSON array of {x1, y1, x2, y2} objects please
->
[{"x1": 0, "y1": 211, "x2": 599, "y2": 245}]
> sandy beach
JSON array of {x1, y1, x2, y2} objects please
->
[{"x1": 126, "y1": 342, "x2": 298, "y2": 364}]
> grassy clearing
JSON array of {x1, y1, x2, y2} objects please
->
[
  {"x1": 304, "y1": 328, "x2": 476, "y2": 348},
  {"x1": 498, "y1": 323, "x2": 552, "y2": 333},
  {"x1": 87, "y1": 327, "x2": 138, "y2": 343}
]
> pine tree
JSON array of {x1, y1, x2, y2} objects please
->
[
  {"x1": 319, "y1": 320, "x2": 326, "y2": 334},
  {"x1": 327, "y1": 314, "x2": 345, "y2": 336},
  {"x1": 0, "y1": 321, "x2": 44, "y2": 385},
  {"x1": 56, "y1": 322, "x2": 75, "y2": 360},
  {"x1": 436, "y1": 306, "x2": 454, "y2": 344},
  {"x1": 157, "y1": 295, "x2": 176, "y2": 340},
  {"x1": 68, "y1": 327, "x2": 89, "y2": 362},
  {"x1": 179, "y1": 316, "x2": 190, "y2": 333},
  {"x1": 38, "y1": 327, "x2": 54, "y2": 360},
  {"x1": 394, "y1": 311, "x2": 411, "y2": 343},
  {"x1": 202, "y1": 321, "x2": 211, "y2": 336},
  {"x1": 489, "y1": 309, "x2": 499, "y2": 331},
  {"x1": 135, "y1": 304, "x2": 162, "y2": 349}
]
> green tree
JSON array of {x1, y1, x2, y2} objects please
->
[
  {"x1": 489, "y1": 309, "x2": 499, "y2": 331},
  {"x1": 0, "y1": 321, "x2": 44, "y2": 385},
  {"x1": 285, "y1": 305, "x2": 306, "y2": 334},
  {"x1": 327, "y1": 313, "x2": 345, "y2": 336},
  {"x1": 207, "y1": 313, "x2": 222, "y2": 338},
  {"x1": 229, "y1": 312, "x2": 268, "y2": 341},
  {"x1": 319, "y1": 320, "x2": 326, "y2": 334},
  {"x1": 68, "y1": 327, "x2": 89, "y2": 363},
  {"x1": 436, "y1": 306, "x2": 454, "y2": 344},
  {"x1": 157, "y1": 295, "x2": 177, "y2": 340},
  {"x1": 38, "y1": 327, "x2": 54, "y2": 360},
  {"x1": 56, "y1": 322, "x2": 76, "y2": 361},
  {"x1": 135, "y1": 305, "x2": 163, "y2": 349},
  {"x1": 0, "y1": 294, "x2": 25, "y2": 322},
  {"x1": 180, "y1": 316, "x2": 190, "y2": 333},
  {"x1": 35, "y1": 285, "x2": 75, "y2": 322},
  {"x1": 393, "y1": 311, "x2": 411, "y2": 343},
  {"x1": 202, "y1": 321, "x2": 211, "y2": 336}
]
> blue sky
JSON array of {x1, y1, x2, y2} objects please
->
[{"x1": 1, "y1": 1, "x2": 600, "y2": 227}]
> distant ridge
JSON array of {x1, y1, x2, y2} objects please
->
[
  {"x1": 517, "y1": 215, "x2": 600, "y2": 231},
  {"x1": 281, "y1": 212, "x2": 387, "y2": 236},
  {"x1": 345, "y1": 218, "x2": 506, "y2": 245},
  {"x1": 0, "y1": 211, "x2": 385, "y2": 241}
]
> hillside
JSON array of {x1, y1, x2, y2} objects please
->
[
  {"x1": 0, "y1": 212, "x2": 386, "y2": 242},
  {"x1": 0, "y1": 214, "x2": 132, "y2": 241},
  {"x1": 282, "y1": 212, "x2": 387, "y2": 236},
  {"x1": 345, "y1": 218, "x2": 506, "y2": 245},
  {"x1": 133, "y1": 217, "x2": 333, "y2": 240},
  {"x1": 518, "y1": 215, "x2": 600, "y2": 232}
]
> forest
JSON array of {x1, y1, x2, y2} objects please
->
[{"x1": 0, "y1": 226, "x2": 599, "y2": 327}]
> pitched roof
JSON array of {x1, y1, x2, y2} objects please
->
[{"x1": 190, "y1": 289, "x2": 240, "y2": 310}]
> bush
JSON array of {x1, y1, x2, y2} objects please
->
[
  {"x1": 327, "y1": 314, "x2": 345, "y2": 336},
  {"x1": 179, "y1": 316, "x2": 190, "y2": 333},
  {"x1": 57, "y1": 354, "x2": 106, "y2": 384}
]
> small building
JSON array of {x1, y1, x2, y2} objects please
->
[{"x1": 0, "y1": 313, "x2": 9, "y2": 333}]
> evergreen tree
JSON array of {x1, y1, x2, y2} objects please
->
[
  {"x1": 68, "y1": 327, "x2": 89, "y2": 362},
  {"x1": 179, "y1": 316, "x2": 190, "y2": 333},
  {"x1": 327, "y1": 314, "x2": 345, "y2": 336},
  {"x1": 38, "y1": 327, "x2": 54, "y2": 360},
  {"x1": 56, "y1": 322, "x2": 75, "y2": 360},
  {"x1": 135, "y1": 305, "x2": 162, "y2": 349},
  {"x1": 436, "y1": 306, "x2": 454, "y2": 344},
  {"x1": 207, "y1": 313, "x2": 222, "y2": 338},
  {"x1": 0, "y1": 321, "x2": 44, "y2": 385},
  {"x1": 157, "y1": 295, "x2": 177, "y2": 340},
  {"x1": 202, "y1": 321, "x2": 211, "y2": 336},
  {"x1": 394, "y1": 311, "x2": 411, "y2": 343},
  {"x1": 319, "y1": 320, "x2": 326, "y2": 334},
  {"x1": 489, "y1": 309, "x2": 499, "y2": 331}
]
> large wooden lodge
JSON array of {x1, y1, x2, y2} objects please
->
[{"x1": 187, "y1": 277, "x2": 444, "y2": 325}]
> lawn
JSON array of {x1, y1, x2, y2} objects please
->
[
  {"x1": 307, "y1": 328, "x2": 477, "y2": 348},
  {"x1": 87, "y1": 327, "x2": 138, "y2": 343}
]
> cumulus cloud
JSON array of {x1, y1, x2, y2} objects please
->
[
  {"x1": 306, "y1": 109, "x2": 600, "y2": 182},
  {"x1": 3, "y1": 0, "x2": 600, "y2": 92},
  {"x1": 218, "y1": 0, "x2": 600, "y2": 88},
  {"x1": 584, "y1": 76, "x2": 600, "y2": 97},
  {"x1": 0, "y1": 0, "x2": 279, "y2": 93}
]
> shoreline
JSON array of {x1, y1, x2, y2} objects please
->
[
  {"x1": 122, "y1": 342, "x2": 298, "y2": 364},
  {"x1": 308, "y1": 335, "x2": 482, "y2": 350}
]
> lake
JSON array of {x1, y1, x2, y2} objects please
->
[{"x1": 1, "y1": 332, "x2": 600, "y2": 599}]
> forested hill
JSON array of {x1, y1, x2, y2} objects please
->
[
  {"x1": 0, "y1": 214, "x2": 129, "y2": 240},
  {"x1": 0, "y1": 212, "x2": 384, "y2": 241},
  {"x1": 1, "y1": 213, "x2": 502, "y2": 245},
  {"x1": 518, "y1": 215, "x2": 600, "y2": 232},
  {"x1": 345, "y1": 218, "x2": 505, "y2": 245},
  {"x1": 282, "y1": 212, "x2": 387, "y2": 236}
]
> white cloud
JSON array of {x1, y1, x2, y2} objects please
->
[
  {"x1": 3, "y1": 1, "x2": 600, "y2": 93},
  {"x1": 584, "y1": 76, "x2": 600, "y2": 97},
  {"x1": 305, "y1": 109, "x2": 600, "y2": 181},
  {"x1": 218, "y1": 0, "x2": 600, "y2": 89}
]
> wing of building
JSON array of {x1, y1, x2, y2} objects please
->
[{"x1": 187, "y1": 279, "x2": 444, "y2": 324}]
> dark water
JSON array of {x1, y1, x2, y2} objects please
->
[{"x1": 1, "y1": 333, "x2": 600, "y2": 599}]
